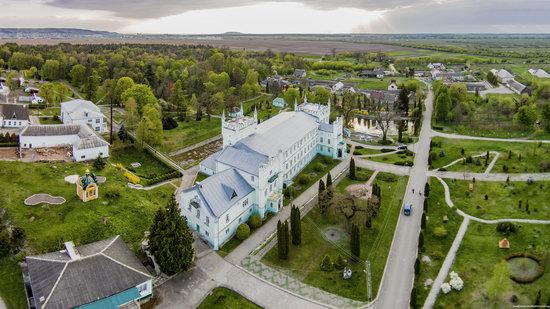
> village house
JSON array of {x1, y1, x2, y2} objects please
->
[
  {"x1": 19, "y1": 124, "x2": 109, "y2": 162},
  {"x1": 388, "y1": 80, "x2": 398, "y2": 91},
  {"x1": 61, "y1": 99, "x2": 107, "y2": 133},
  {"x1": 506, "y1": 79, "x2": 530, "y2": 95},
  {"x1": 0, "y1": 103, "x2": 29, "y2": 128},
  {"x1": 24, "y1": 236, "x2": 153, "y2": 309},
  {"x1": 293, "y1": 69, "x2": 307, "y2": 78},
  {"x1": 490, "y1": 69, "x2": 514, "y2": 83},
  {"x1": 358, "y1": 69, "x2": 385, "y2": 79},
  {"x1": 182, "y1": 97, "x2": 346, "y2": 249},
  {"x1": 428, "y1": 63, "x2": 446, "y2": 71},
  {"x1": 528, "y1": 68, "x2": 550, "y2": 78}
]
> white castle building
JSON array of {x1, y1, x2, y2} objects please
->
[{"x1": 180, "y1": 97, "x2": 346, "y2": 249}]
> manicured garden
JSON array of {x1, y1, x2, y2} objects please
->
[
  {"x1": 283, "y1": 155, "x2": 340, "y2": 199},
  {"x1": 110, "y1": 142, "x2": 174, "y2": 178},
  {"x1": 430, "y1": 137, "x2": 550, "y2": 173},
  {"x1": 197, "y1": 287, "x2": 261, "y2": 309},
  {"x1": 447, "y1": 179, "x2": 550, "y2": 220},
  {"x1": 414, "y1": 178, "x2": 464, "y2": 305},
  {"x1": 434, "y1": 222, "x2": 550, "y2": 309},
  {"x1": 263, "y1": 170, "x2": 408, "y2": 301},
  {"x1": 365, "y1": 149, "x2": 415, "y2": 166},
  {"x1": 160, "y1": 117, "x2": 221, "y2": 153}
]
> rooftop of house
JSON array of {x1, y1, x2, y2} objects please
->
[
  {"x1": 61, "y1": 99, "x2": 101, "y2": 113},
  {"x1": 185, "y1": 168, "x2": 254, "y2": 218},
  {"x1": 20, "y1": 124, "x2": 109, "y2": 149},
  {"x1": 26, "y1": 236, "x2": 151, "y2": 309},
  {"x1": 0, "y1": 103, "x2": 29, "y2": 120}
]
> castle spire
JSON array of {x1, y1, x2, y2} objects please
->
[
  {"x1": 304, "y1": 93, "x2": 308, "y2": 103},
  {"x1": 254, "y1": 105, "x2": 258, "y2": 121}
]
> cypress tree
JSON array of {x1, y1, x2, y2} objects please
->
[
  {"x1": 283, "y1": 220, "x2": 290, "y2": 259},
  {"x1": 418, "y1": 230, "x2": 424, "y2": 250},
  {"x1": 410, "y1": 287, "x2": 418, "y2": 309},
  {"x1": 415, "y1": 257, "x2": 421, "y2": 275},
  {"x1": 421, "y1": 213, "x2": 426, "y2": 229},
  {"x1": 349, "y1": 158, "x2": 356, "y2": 180},
  {"x1": 424, "y1": 182, "x2": 430, "y2": 197},
  {"x1": 350, "y1": 224, "x2": 361, "y2": 263},
  {"x1": 294, "y1": 206, "x2": 301, "y2": 245},
  {"x1": 149, "y1": 195, "x2": 194, "y2": 275},
  {"x1": 326, "y1": 172, "x2": 333, "y2": 187},
  {"x1": 423, "y1": 199, "x2": 428, "y2": 212},
  {"x1": 277, "y1": 220, "x2": 284, "y2": 259}
]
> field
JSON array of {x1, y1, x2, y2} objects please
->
[
  {"x1": 160, "y1": 117, "x2": 221, "y2": 153},
  {"x1": 430, "y1": 137, "x2": 550, "y2": 173},
  {"x1": 447, "y1": 179, "x2": 550, "y2": 220},
  {"x1": 197, "y1": 287, "x2": 261, "y2": 309},
  {"x1": 263, "y1": 171, "x2": 408, "y2": 301},
  {"x1": 434, "y1": 222, "x2": 550, "y2": 309}
]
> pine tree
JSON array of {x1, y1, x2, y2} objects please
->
[
  {"x1": 424, "y1": 182, "x2": 430, "y2": 198},
  {"x1": 421, "y1": 213, "x2": 426, "y2": 229},
  {"x1": 117, "y1": 124, "x2": 129, "y2": 142},
  {"x1": 149, "y1": 195, "x2": 194, "y2": 275},
  {"x1": 291, "y1": 206, "x2": 302, "y2": 245},
  {"x1": 423, "y1": 199, "x2": 428, "y2": 212},
  {"x1": 350, "y1": 224, "x2": 361, "y2": 263},
  {"x1": 277, "y1": 220, "x2": 285, "y2": 259},
  {"x1": 349, "y1": 158, "x2": 356, "y2": 180}
]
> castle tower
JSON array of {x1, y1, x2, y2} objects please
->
[{"x1": 222, "y1": 109, "x2": 257, "y2": 148}]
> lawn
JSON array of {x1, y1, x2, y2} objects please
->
[
  {"x1": 365, "y1": 150, "x2": 415, "y2": 166},
  {"x1": 443, "y1": 153, "x2": 496, "y2": 173},
  {"x1": 434, "y1": 222, "x2": 550, "y2": 309},
  {"x1": 0, "y1": 257, "x2": 27, "y2": 309},
  {"x1": 263, "y1": 171, "x2": 408, "y2": 301},
  {"x1": 352, "y1": 146, "x2": 383, "y2": 156},
  {"x1": 218, "y1": 213, "x2": 274, "y2": 258},
  {"x1": 197, "y1": 287, "x2": 261, "y2": 309},
  {"x1": 160, "y1": 117, "x2": 221, "y2": 153},
  {"x1": 446, "y1": 179, "x2": 550, "y2": 220},
  {"x1": 0, "y1": 161, "x2": 175, "y2": 253},
  {"x1": 110, "y1": 142, "x2": 174, "y2": 179},
  {"x1": 430, "y1": 137, "x2": 550, "y2": 173},
  {"x1": 414, "y1": 178, "x2": 464, "y2": 305},
  {"x1": 433, "y1": 122, "x2": 536, "y2": 139},
  {"x1": 38, "y1": 116, "x2": 62, "y2": 124},
  {"x1": 30, "y1": 107, "x2": 60, "y2": 117},
  {"x1": 284, "y1": 155, "x2": 340, "y2": 199}
]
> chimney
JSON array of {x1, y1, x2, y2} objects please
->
[{"x1": 64, "y1": 241, "x2": 80, "y2": 260}]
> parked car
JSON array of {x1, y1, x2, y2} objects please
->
[{"x1": 403, "y1": 203, "x2": 412, "y2": 216}]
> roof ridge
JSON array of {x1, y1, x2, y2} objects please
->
[
  {"x1": 99, "y1": 252, "x2": 152, "y2": 279},
  {"x1": 100, "y1": 235, "x2": 120, "y2": 253},
  {"x1": 26, "y1": 256, "x2": 69, "y2": 263},
  {"x1": 41, "y1": 261, "x2": 69, "y2": 308}
]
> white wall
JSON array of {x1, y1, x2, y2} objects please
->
[
  {"x1": 72, "y1": 145, "x2": 109, "y2": 162},
  {"x1": 2, "y1": 119, "x2": 28, "y2": 128},
  {"x1": 20, "y1": 134, "x2": 79, "y2": 148}
]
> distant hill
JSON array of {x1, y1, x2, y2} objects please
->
[{"x1": 0, "y1": 28, "x2": 121, "y2": 39}]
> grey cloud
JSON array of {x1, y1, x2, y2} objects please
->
[{"x1": 45, "y1": 0, "x2": 432, "y2": 19}]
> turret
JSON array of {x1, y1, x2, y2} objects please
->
[{"x1": 294, "y1": 98, "x2": 298, "y2": 111}]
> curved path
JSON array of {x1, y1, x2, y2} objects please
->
[
  {"x1": 429, "y1": 170, "x2": 550, "y2": 182},
  {"x1": 431, "y1": 131, "x2": 550, "y2": 144},
  {"x1": 355, "y1": 158, "x2": 411, "y2": 176},
  {"x1": 424, "y1": 176, "x2": 550, "y2": 309}
]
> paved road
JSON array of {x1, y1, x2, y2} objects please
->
[
  {"x1": 373, "y1": 86, "x2": 434, "y2": 309},
  {"x1": 429, "y1": 170, "x2": 550, "y2": 182}
]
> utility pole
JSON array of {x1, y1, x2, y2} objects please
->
[
  {"x1": 110, "y1": 96, "x2": 113, "y2": 144},
  {"x1": 364, "y1": 260, "x2": 372, "y2": 302}
]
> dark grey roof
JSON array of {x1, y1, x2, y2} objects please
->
[
  {"x1": 194, "y1": 168, "x2": 254, "y2": 218},
  {"x1": 507, "y1": 79, "x2": 527, "y2": 93},
  {"x1": 319, "y1": 123, "x2": 334, "y2": 132},
  {"x1": 26, "y1": 236, "x2": 151, "y2": 309},
  {"x1": 0, "y1": 103, "x2": 29, "y2": 120},
  {"x1": 20, "y1": 124, "x2": 83, "y2": 136},
  {"x1": 216, "y1": 143, "x2": 268, "y2": 176},
  {"x1": 201, "y1": 151, "x2": 221, "y2": 171}
]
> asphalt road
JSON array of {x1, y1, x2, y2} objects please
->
[{"x1": 373, "y1": 86, "x2": 434, "y2": 309}]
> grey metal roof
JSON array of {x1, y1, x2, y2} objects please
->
[
  {"x1": 239, "y1": 111, "x2": 319, "y2": 157},
  {"x1": 507, "y1": 79, "x2": 527, "y2": 93},
  {"x1": 195, "y1": 168, "x2": 254, "y2": 218},
  {"x1": 0, "y1": 103, "x2": 29, "y2": 120},
  {"x1": 216, "y1": 143, "x2": 268, "y2": 176},
  {"x1": 26, "y1": 236, "x2": 151, "y2": 309},
  {"x1": 319, "y1": 123, "x2": 334, "y2": 132},
  {"x1": 61, "y1": 99, "x2": 100, "y2": 113},
  {"x1": 20, "y1": 124, "x2": 83, "y2": 136},
  {"x1": 201, "y1": 151, "x2": 221, "y2": 171},
  {"x1": 75, "y1": 135, "x2": 109, "y2": 150}
]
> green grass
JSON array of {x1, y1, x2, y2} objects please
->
[
  {"x1": 160, "y1": 118, "x2": 221, "y2": 153},
  {"x1": 38, "y1": 116, "x2": 62, "y2": 124},
  {"x1": 434, "y1": 222, "x2": 550, "y2": 309},
  {"x1": 414, "y1": 178, "x2": 464, "y2": 305},
  {"x1": 433, "y1": 122, "x2": 535, "y2": 139},
  {"x1": 365, "y1": 150, "x2": 415, "y2": 165},
  {"x1": 447, "y1": 179, "x2": 550, "y2": 220},
  {"x1": 218, "y1": 213, "x2": 274, "y2": 258},
  {"x1": 109, "y1": 142, "x2": 173, "y2": 179},
  {"x1": 430, "y1": 137, "x2": 550, "y2": 173},
  {"x1": 197, "y1": 287, "x2": 261, "y2": 309},
  {"x1": 194, "y1": 172, "x2": 209, "y2": 184},
  {"x1": 263, "y1": 171, "x2": 408, "y2": 301},
  {"x1": 31, "y1": 107, "x2": 60, "y2": 117},
  {"x1": 0, "y1": 161, "x2": 174, "y2": 253},
  {"x1": 352, "y1": 147, "x2": 383, "y2": 156},
  {"x1": 285, "y1": 156, "x2": 340, "y2": 199},
  {"x1": 443, "y1": 153, "x2": 495, "y2": 173},
  {"x1": 0, "y1": 257, "x2": 27, "y2": 309}
]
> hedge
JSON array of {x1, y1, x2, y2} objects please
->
[
  {"x1": 395, "y1": 160, "x2": 414, "y2": 166},
  {"x1": 141, "y1": 170, "x2": 183, "y2": 186}
]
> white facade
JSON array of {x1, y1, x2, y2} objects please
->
[
  {"x1": 183, "y1": 96, "x2": 346, "y2": 250},
  {"x1": 19, "y1": 124, "x2": 109, "y2": 162},
  {"x1": 61, "y1": 99, "x2": 107, "y2": 133},
  {"x1": 0, "y1": 103, "x2": 29, "y2": 128}
]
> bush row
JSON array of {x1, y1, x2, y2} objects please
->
[{"x1": 142, "y1": 170, "x2": 183, "y2": 186}]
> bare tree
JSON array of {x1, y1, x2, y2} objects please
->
[{"x1": 372, "y1": 99, "x2": 395, "y2": 141}]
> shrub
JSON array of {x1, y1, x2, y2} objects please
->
[
  {"x1": 248, "y1": 214, "x2": 262, "y2": 229},
  {"x1": 320, "y1": 255, "x2": 334, "y2": 271},
  {"x1": 434, "y1": 226, "x2": 448, "y2": 238},
  {"x1": 503, "y1": 165, "x2": 509, "y2": 173},
  {"x1": 439, "y1": 150, "x2": 446, "y2": 157},
  {"x1": 539, "y1": 160, "x2": 550, "y2": 172},
  {"x1": 377, "y1": 139, "x2": 393, "y2": 145},
  {"x1": 297, "y1": 175, "x2": 310, "y2": 185},
  {"x1": 123, "y1": 171, "x2": 141, "y2": 184},
  {"x1": 283, "y1": 186, "x2": 295, "y2": 198},
  {"x1": 105, "y1": 187, "x2": 122, "y2": 199},
  {"x1": 321, "y1": 156, "x2": 334, "y2": 164},
  {"x1": 441, "y1": 283, "x2": 452, "y2": 294},
  {"x1": 115, "y1": 163, "x2": 124, "y2": 170},
  {"x1": 395, "y1": 160, "x2": 414, "y2": 166},
  {"x1": 496, "y1": 222, "x2": 517, "y2": 236},
  {"x1": 353, "y1": 150, "x2": 362, "y2": 155},
  {"x1": 381, "y1": 148, "x2": 395, "y2": 153},
  {"x1": 334, "y1": 254, "x2": 347, "y2": 269},
  {"x1": 93, "y1": 156, "x2": 107, "y2": 170},
  {"x1": 236, "y1": 224, "x2": 251, "y2": 240}
]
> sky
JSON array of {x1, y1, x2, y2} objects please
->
[{"x1": 0, "y1": 0, "x2": 549, "y2": 34}]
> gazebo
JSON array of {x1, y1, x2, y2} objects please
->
[{"x1": 77, "y1": 169, "x2": 99, "y2": 202}]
